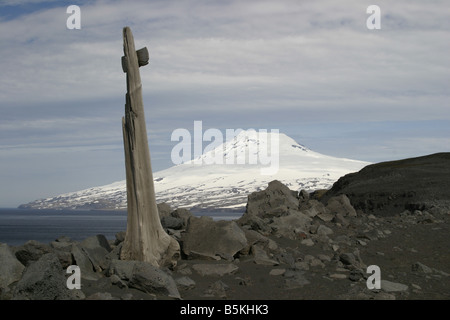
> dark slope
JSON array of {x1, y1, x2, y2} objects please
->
[{"x1": 322, "y1": 153, "x2": 450, "y2": 216}]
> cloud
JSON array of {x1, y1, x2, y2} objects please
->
[{"x1": 0, "y1": 0, "x2": 449, "y2": 207}]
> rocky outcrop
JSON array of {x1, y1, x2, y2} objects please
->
[
  {"x1": 181, "y1": 216, "x2": 247, "y2": 260},
  {"x1": 323, "y1": 152, "x2": 450, "y2": 216}
]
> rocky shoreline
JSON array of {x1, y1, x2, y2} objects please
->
[{"x1": 1, "y1": 177, "x2": 449, "y2": 300}]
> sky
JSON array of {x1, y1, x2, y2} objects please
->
[{"x1": 0, "y1": 0, "x2": 449, "y2": 208}]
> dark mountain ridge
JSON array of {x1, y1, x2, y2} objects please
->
[{"x1": 323, "y1": 152, "x2": 450, "y2": 216}]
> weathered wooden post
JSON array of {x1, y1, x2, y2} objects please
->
[{"x1": 120, "y1": 27, "x2": 180, "y2": 267}]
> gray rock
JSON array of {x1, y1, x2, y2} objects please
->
[
  {"x1": 284, "y1": 269, "x2": 310, "y2": 289},
  {"x1": 326, "y1": 194, "x2": 357, "y2": 217},
  {"x1": 107, "y1": 259, "x2": 136, "y2": 281},
  {"x1": 175, "y1": 276, "x2": 196, "y2": 290},
  {"x1": 203, "y1": 280, "x2": 229, "y2": 298},
  {"x1": 55, "y1": 250, "x2": 73, "y2": 269},
  {"x1": 339, "y1": 250, "x2": 365, "y2": 269},
  {"x1": 14, "y1": 240, "x2": 53, "y2": 266},
  {"x1": 243, "y1": 180, "x2": 299, "y2": 218},
  {"x1": 12, "y1": 253, "x2": 82, "y2": 300},
  {"x1": 317, "y1": 224, "x2": 334, "y2": 236},
  {"x1": 299, "y1": 189, "x2": 310, "y2": 202},
  {"x1": 115, "y1": 231, "x2": 126, "y2": 244},
  {"x1": 0, "y1": 243, "x2": 25, "y2": 292},
  {"x1": 80, "y1": 234, "x2": 112, "y2": 272},
  {"x1": 110, "y1": 274, "x2": 127, "y2": 289},
  {"x1": 269, "y1": 268, "x2": 286, "y2": 276},
  {"x1": 333, "y1": 213, "x2": 349, "y2": 227},
  {"x1": 237, "y1": 214, "x2": 272, "y2": 235},
  {"x1": 240, "y1": 229, "x2": 270, "y2": 255},
  {"x1": 157, "y1": 202, "x2": 172, "y2": 218},
  {"x1": 50, "y1": 237, "x2": 73, "y2": 250},
  {"x1": 170, "y1": 208, "x2": 193, "y2": 227},
  {"x1": 71, "y1": 244, "x2": 100, "y2": 281},
  {"x1": 412, "y1": 262, "x2": 433, "y2": 274},
  {"x1": 182, "y1": 216, "x2": 247, "y2": 260},
  {"x1": 317, "y1": 212, "x2": 335, "y2": 222},
  {"x1": 128, "y1": 261, "x2": 180, "y2": 299},
  {"x1": 250, "y1": 245, "x2": 279, "y2": 266},
  {"x1": 381, "y1": 280, "x2": 409, "y2": 292},
  {"x1": 299, "y1": 199, "x2": 328, "y2": 218},
  {"x1": 192, "y1": 263, "x2": 239, "y2": 277},
  {"x1": 339, "y1": 253, "x2": 356, "y2": 266},
  {"x1": 301, "y1": 238, "x2": 314, "y2": 246},
  {"x1": 270, "y1": 210, "x2": 312, "y2": 240},
  {"x1": 161, "y1": 216, "x2": 184, "y2": 230}
]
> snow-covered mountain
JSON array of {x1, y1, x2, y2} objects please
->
[{"x1": 19, "y1": 130, "x2": 370, "y2": 211}]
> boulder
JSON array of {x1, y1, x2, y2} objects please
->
[
  {"x1": 237, "y1": 214, "x2": 272, "y2": 235},
  {"x1": 171, "y1": 208, "x2": 193, "y2": 227},
  {"x1": 326, "y1": 195, "x2": 357, "y2": 217},
  {"x1": 299, "y1": 199, "x2": 327, "y2": 218},
  {"x1": 12, "y1": 253, "x2": 82, "y2": 300},
  {"x1": 317, "y1": 224, "x2": 333, "y2": 236},
  {"x1": 108, "y1": 259, "x2": 136, "y2": 281},
  {"x1": 243, "y1": 180, "x2": 299, "y2": 218},
  {"x1": 157, "y1": 202, "x2": 172, "y2": 218},
  {"x1": 71, "y1": 244, "x2": 100, "y2": 281},
  {"x1": 161, "y1": 216, "x2": 184, "y2": 230},
  {"x1": 14, "y1": 240, "x2": 54, "y2": 266},
  {"x1": 240, "y1": 229, "x2": 270, "y2": 255},
  {"x1": 182, "y1": 216, "x2": 247, "y2": 260},
  {"x1": 0, "y1": 243, "x2": 25, "y2": 292},
  {"x1": 80, "y1": 234, "x2": 112, "y2": 272},
  {"x1": 115, "y1": 231, "x2": 126, "y2": 244},
  {"x1": 270, "y1": 210, "x2": 312, "y2": 240},
  {"x1": 128, "y1": 261, "x2": 180, "y2": 299}
]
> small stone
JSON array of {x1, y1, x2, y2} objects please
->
[
  {"x1": 192, "y1": 263, "x2": 239, "y2": 277},
  {"x1": 412, "y1": 262, "x2": 433, "y2": 274},
  {"x1": 357, "y1": 239, "x2": 367, "y2": 246},
  {"x1": 381, "y1": 280, "x2": 409, "y2": 292},
  {"x1": 317, "y1": 254, "x2": 332, "y2": 263},
  {"x1": 317, "y1": 224, "x2": 333, "y2": 236},
  {"x1": 309, "y1": 258, "x2": 325, "y2": 268},
  {"x1": 269, "y1": 268, "x2": 286, "y2": 276},
  {"x1": 330, "y1": 273, "x2": 347, "y2": 279},
  {"x1": 301, "y1": 238, "x2": 314, "y2": 246},
  {"x1": 339, "y1": 253, "x2": 356, "y2": 266}
]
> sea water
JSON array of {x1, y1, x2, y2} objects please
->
[{"x1": 0, "y1": 208, "x2": 242, "y2": 246}]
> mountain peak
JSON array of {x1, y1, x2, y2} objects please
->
[{"x1": 20, "y1": 131, "x2": 370, "y2": 211}]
